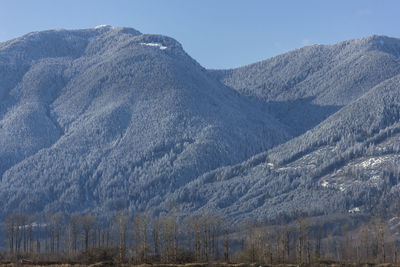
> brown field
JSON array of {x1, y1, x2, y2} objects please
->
[{"x1": 0, "y1": 262, "x2": 399, "y2": 267}]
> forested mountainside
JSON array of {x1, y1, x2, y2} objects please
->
[
  {"x1": 0, "y1": 26, "x2": 289, "y2": 218},
  {"x1": 0, "y1": 27, "x2": 399, "y2": 224},
  {"x1": 210, "y1": 35, "x2": 400, "y2": 136},
  {"x1": 168, "y1": 74, "x2": 400, "y2": 222}
]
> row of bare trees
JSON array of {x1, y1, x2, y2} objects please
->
[
  {"x1": 236, "y1": 216, "x2": 398, "y2": 265},
  {"x1": 2, "y1": 212, "x2": 229, "y2": 264},
  {"x1": 3, "y1": 213, "x2": 103, "y2": 256},
  {"x1": 2, "y1": 212, "x2": 399, "y2": 265}
]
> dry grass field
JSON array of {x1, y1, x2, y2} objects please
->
[{"x1": 0, "y1": 262, "x2": 399, "y2": 267}]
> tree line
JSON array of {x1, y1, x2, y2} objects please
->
[{"x1": 1, "y1": 212, "x2": 399, "y2": 265}]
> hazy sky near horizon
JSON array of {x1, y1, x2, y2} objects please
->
[{"x1": 1, "y1": 0, "x2": 399, "y2": 69}]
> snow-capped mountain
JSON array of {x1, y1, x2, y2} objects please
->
[
  {"x1": 1, "y1": 27, "x2": 400, "y2": 223},
  {"x1": 0, "y1": 26, "x2": 289, "y2": 217}
]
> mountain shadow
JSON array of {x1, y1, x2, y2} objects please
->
[{"x1": 264, "y1": 96, "x2": 342, "y2": 136}]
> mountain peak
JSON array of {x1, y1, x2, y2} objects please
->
[
  {"x1": 94, "y1": 24, "x2": 112, "y2": 29},
  {"x1": 344, "y1": 34, "x2": 400, "y2": 54},
  {"x1": 92, "y1": 25, "x2": 142, "y2": 36}
]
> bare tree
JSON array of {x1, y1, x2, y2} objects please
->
[
  {"x1": 184, "y1": 216, "x2": 201, "y2": 261},
  {"x1": 378, "y1": 218, "x2": 386, "y2": 263},
  {"x1": 26, "y1": 215, "x2": 34, "y2": 254},
  {"x1": 35, "y1": 214, "x2": 42, "y2": 255},
  {"x1": 152, "y1": 217, "x2": 161, "y2": 261},
  {"x1": 81, "y1": 214, "x2": 95, "y2": 251},
  {"x1": 70, "y1": 214, "x2": 80, "y2": 252},
  {"x1": 15, "y1": 213, "x2": 26, "y2": 253},
  {"x1": 64, "y1": 223, "x2": 72, "y2": 259},
  {"x1": 117, "y1": 211, "x2": 129, "y2": 263},
  {"x1": 159, "y1": 216, "x2": 178, "y2": 263},
  {"x1": 4, "y1": 213, "x2": 15, "y2": 255},
  {"x1": 133, "y1": 214, "x2": 149, "y2": 263},
  {"x1": 47, "y1": 213, "x2": 63, "y2": 254},
  {"x1": 223, "y1": 221, "x2": 230, "y2": 262}
]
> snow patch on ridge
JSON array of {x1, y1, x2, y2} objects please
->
[
  {"x1": 140, "y1": 42, "x2": 168, "y2": 50},
  {"x1": 95, "y1": 25, "x2": 111, "y2": 29}
]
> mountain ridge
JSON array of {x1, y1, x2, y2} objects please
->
[
  {"x1": 209, "y1": 34, "x2": 400, "y2": 136},
  {"x1": 0, "y1": 26, "x2": 290, "y2": 218},
  {"x1": 0, "y1": 27, "x2": 399, "y2": 222}
]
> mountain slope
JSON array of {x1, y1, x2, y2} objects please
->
[
  {"x1": 168, "y1": 73, "x2": 400, "y2": 222},
  {"x1": 0, "y1": 27, "x2": 289, "y2": 217},
  {"x1": 1, "y1": 28, "x2": 400, "y2": 223},
  {"x1": 210, "y1": 35, "x2": 400, "y2": 136}
]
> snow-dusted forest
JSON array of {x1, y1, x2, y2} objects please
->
[{"x1": 0, "y1": 27, "x2": 400, "y2": 228}]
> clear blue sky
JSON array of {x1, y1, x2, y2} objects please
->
[{"x1": 1, "y1": 0, "x2": 399, "y2": 69}]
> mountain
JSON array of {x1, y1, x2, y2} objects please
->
[
  {"x1": 171, "y1": 36, "x2": 400, "y2": 222},
  {"x1": 1, "y1": 28, "x2": 400, "y2": 223},
  {"x1": 210, "y1": 35, "x2": 400, "y2": 136},
  {"x1": 167, "y1": 73, "x2": 400, "y2": 222},
  {"x1": 0, "y1": 26, "x2": 289, "y2": 217}
]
